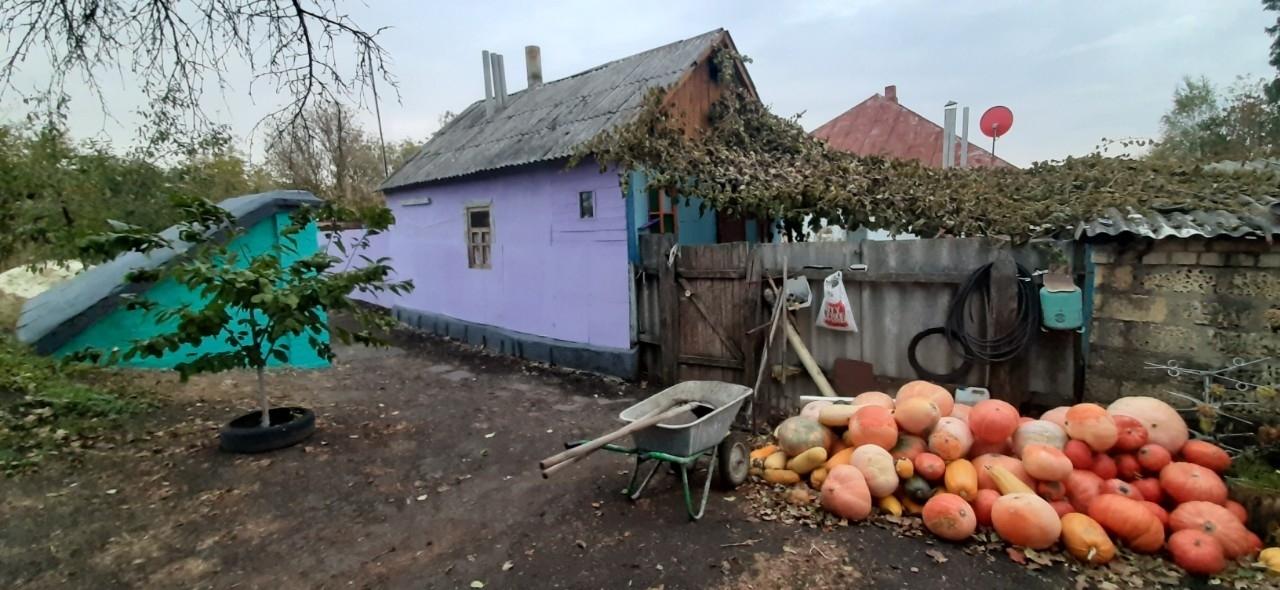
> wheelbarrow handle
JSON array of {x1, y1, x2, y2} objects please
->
[{"x1": 539, "y1": 402, "x2": 698, "y2": 477}]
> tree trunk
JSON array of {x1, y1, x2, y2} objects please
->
[{"x1": 257, "y1": 366, "x2": 270, "y2": 428}]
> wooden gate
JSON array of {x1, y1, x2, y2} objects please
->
[{"x1": 636, "y1": 234, "x2": 758, "y2": 387}]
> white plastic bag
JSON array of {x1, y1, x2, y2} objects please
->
[{"x1": 815, "y1": 271, "x2": 858, "y2": 332}]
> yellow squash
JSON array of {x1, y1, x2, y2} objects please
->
[
  {"x1": 878, "y1": 495, "x2": 904, "y2": 517},
  {"x1": 987, "y1": 464, "x2": 1034, "y2": 495},
  {"x1": 944, "y1": 459, "x2": 978, "y2": 501}
]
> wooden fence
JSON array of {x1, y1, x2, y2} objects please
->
[{"x1": 635, "y1": 234, "x2": 1080, "y2": 429}]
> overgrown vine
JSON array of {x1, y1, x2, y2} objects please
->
[{"x1": 573, "y1": 48, "x2": 1279, "y2": 242}]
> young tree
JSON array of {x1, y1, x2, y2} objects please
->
[
  {"x1": 1148, "y1": 76, "x2": 1280, "y2": 163},
  {"x1": 77, "y1": 198, "x2": 412, "y2": 428},
  {"x1": 1266, "y1": 0, "x2": 1280, "y2": 103}
]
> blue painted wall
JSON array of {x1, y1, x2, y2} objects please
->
[
  {"x1": 56, "y1": 212, "x2": 330, "y2": 369},
  {"x1": 676, "y1": 197, "x2": 717, "y2": 245}
]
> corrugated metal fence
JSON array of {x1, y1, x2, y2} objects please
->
[{"x1": 636, "y1": 235, "x2": 1079, "y2": 427}]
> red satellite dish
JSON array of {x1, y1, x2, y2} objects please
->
[{"x1": 980, "y1": 106, "x2": 1014, "y2": 138}]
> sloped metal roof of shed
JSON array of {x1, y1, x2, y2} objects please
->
[
  {"x1": 381, "y1": 29, "x2": 727, "y2": 191},
  {"x1": 1075, "y1": 162, "x2": 1280, "y2": 240},
  {"x1": 17, "y1": 190, "x2": 321, "y2": 354}
]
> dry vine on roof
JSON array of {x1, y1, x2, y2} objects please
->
[{"x1": 572, "y1": 49, "x2": 1279, "y2": 242}]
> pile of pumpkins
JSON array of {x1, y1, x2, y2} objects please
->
[{"x1": 749, "y1": 381, "x2": 1271, "y2": 576}]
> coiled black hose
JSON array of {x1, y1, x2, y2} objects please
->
[{"x1": 908, "y1": 262, "x2": 1040, "y2": 380}]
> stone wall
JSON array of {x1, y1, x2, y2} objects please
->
[{"x1": 1085, "y1": 237, "x2": 1280, "y2": 403}]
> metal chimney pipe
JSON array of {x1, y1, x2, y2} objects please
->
[
  {"x1": 494, "y1": 53, "x2": 508, "y2": 107},
  {"x1": 482, "y1": 50, "x2": 494, "y2": 116},
  {"x1": 525, "y1": 45, "x2": 542, "y2": 88},
  {"x1": 942, "y1": 102, "x2": 957, "y2": 169},
  {"x1": 960, "y1": 106, "x2": 971, "y2": 169}
]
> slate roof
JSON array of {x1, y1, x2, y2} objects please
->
[
  {"x1": 381, "y1": 29, "x2": 728, "y2": 191},
  {"x1": 1074, "y1": 161, "x2": 1280, "y2": 240},
  {"x1": 811, "y1": 87, "x2": 1014, "y2": 169},
  {"x1": 17, "y1": 190, "x2": 321, "y2": 354}
]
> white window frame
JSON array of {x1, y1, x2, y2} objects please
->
[{"x1": 466, "y1": 205, "x2": 492, "y2": 269}]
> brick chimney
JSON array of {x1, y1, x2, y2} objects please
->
[{"x1": 884, "y1": 85, "x2": 897, "y2": 103}]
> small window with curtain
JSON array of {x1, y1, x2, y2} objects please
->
[
  {"x1": 466, "y1": 206, "x2": 491, "y2": 269},
  {"x1": 578, "y1": 191, "x2": 595, "y2": 219}
]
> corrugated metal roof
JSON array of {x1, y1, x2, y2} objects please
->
[
  {"x1": 1075, "y1": 197, "x2": 1280, "y2": 240},
  {"x1": 1076, "y1": 161, "x2": 1280, "y2": 240},
  {"x1": 381, "y1": 29, "x2": 726, "y2": 191},
  {"x1": 810, "y1": 88, "x2": 1015, "y2": 169},
  {"x1": 17, "y1": 190, "x2": 321, "y2": 354}
]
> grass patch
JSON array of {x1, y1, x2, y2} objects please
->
[
  {"x1": 1230, "y1": 448, "x2": 1280, "y2": 491},
  {"x1": 0, "y1": 336, "x2": 155, "y2": 474}
]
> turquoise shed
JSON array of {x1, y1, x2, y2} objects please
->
[{"x1": 16, "y1": 190, "x2": 330, "y2": 369}]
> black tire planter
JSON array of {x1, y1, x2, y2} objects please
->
[{"x1": 219, "y1": 407, "x2": 316, "y2": 453}]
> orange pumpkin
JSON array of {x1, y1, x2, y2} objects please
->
[
  {"x1": 1090, "y1": 453, "x2": 1117, "y2": 480},
  {"x1": 1170, "y1": 501, "x2": 1258, "y2": 559},
  {"x1": 1181, "y1": 440, "x2": 1231, "y2": 473},
  {"x1": 1037, "y1": 479, "x2": 1067, "y2": 501},
  {"x1": 1103, "y1": 478, "x2": 1144, "y2": 501},
  {"x1": 973, "y1": 488, "x2": 1000, "y2": 527},
  {"x1": 1065, "y1": 469, "x2": 1104, "y2": 513},
  {"x1": 895, "y1": 380, "x2": 954, "y2": 417},
  {"x1": 969, "y1": 399, "x2": 1020, "y2": 444},
  {"x1": 1133, "y1": 478, "x2": 1163, "y2": 504},
  {"x1": 824, "y1": 446, "x2": 855, "y2": 471},
  {"x1": 1225, "y1": 500, "x2": 1248, "y2": 524},
  {"x1": 1107, "y1": 396, "x2": 1188, "y2": 452},
  {"x1": 1114, "y1": 453, "x2": 1142, "y2": 481},
  {"x1": 922, "y1": 493, "x2": 977, "y2": 541},
  {"x1": 820, "y1": 464, "x2": 872, "y2": 520},
  {"x1": 1111, "y1": 414, "x2": 1149, "y2": 452},
  {"x1": 991, "y1": 493, "x2": 1061, "y2": 549},
  {"x1": 1160, "y1": 462, "x2": 1228, "y2": 505},
  {"x1": 914, "y1": 452, "x2": 946, "y2": 481},
  {"x1": 969, "y1": 438, "x2": 1011, "y2": 457},
  {"x1": 1049, "y1": 499, "x2": 1076, "y2": 517},
  {"x1": 1178, "y1": 527, "x2": 1242, "y2": 577},
  {"x1": 1142, "y1": 501, "x2": 1168, "y2": 530},
  {"x1": 1136, "y1": 443, "x2": 1172, "y2": 473},
  {"x1": 1060, "y1": 513, "x2": 1116, "y2": 565},
  {"x1": 1087, "y1": 494, "x2": 1164, "y2": 553},
  {"x1": 1065, "y1": 403, "x2": 1118, "y2": 452},
  {"x1": 1167, "y1": 529, "x2": 1226, "y2": 576},
  {"x1": 1063, "y1": 440, "x2": 1093, "y2": 470},
  {"x1": 846, "y1": 406, "x2": 898, "y2": 450},
  {"x1": 889, "y1": 434, "x2": 927, "y2": 462},
  {"x1": 927, "y1": 417, "x2": 973, "y2": 461},
  {"x1": 851, "y1": 391, "x2": 895, "y2": 410},
  {"x1": 894, "y1": 397, "x2": 941, "y2": 434},
  {"x1": 1022, "y1": 444, "x2": 1073, "y2": 482},
  {"x1": 1040, "y1": 406, "x2": 1070, "y2": 429},
  {"x1": 973, "y1": 454, "x2": 1033, "y2": 491}
]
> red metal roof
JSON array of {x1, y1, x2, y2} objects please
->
[{"x1": 811, "y1": 86, "x2": 1015, "y2": 169}]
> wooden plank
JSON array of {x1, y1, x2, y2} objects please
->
[
  {"x1": 678, "y1": 354, "x2": 744, "y2": 370},
  {"x1": 654, "y1": 234, "x2": 680, "y2": 385},
  {"x1": 986, "y1": 249, "x2": 1029, "y2": 407},
  {"x1": 677, "y1": 276, "x2": 744, "y2": 360},
  {"x1": 676, "y1": 268, "x2": 746, "y2": 279}
]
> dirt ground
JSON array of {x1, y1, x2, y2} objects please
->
[{"x1": 0, "y1": 327, "x2": 1078, "y2": 590}]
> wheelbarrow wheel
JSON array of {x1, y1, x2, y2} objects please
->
[{"x1": 715, "y1": 432, "x2": 750, "y2": 490}]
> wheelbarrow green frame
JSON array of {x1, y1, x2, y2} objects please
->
[{"x1": 564, "y1": 440, "x2": 720, "y2": 521}]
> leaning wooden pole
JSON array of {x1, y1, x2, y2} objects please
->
[{"x1": 783, "y1": 317, "x2": 837, "y2": 397}]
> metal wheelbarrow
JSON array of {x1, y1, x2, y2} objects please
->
[{"x1": 561, "y1": 381, "x2": 753, "y2": 520}]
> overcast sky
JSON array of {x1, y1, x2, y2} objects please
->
[{"x1": 2, "y1": 0, "x2": 1274, "y2": 167}]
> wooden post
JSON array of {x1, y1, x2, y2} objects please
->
[
  {"x1": 987, "y1": 249, "x2": 1029, "y2": 407},
  {"x1": 656, "y1": 234, "x2": 680, "y2": 385}
]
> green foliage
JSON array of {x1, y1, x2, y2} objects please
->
[
  {"x1": 0, "y1": 110, "x2": 272, "y2": 267},
  {"x1": 1267, "y1": 0, "x2": 1280, "y2": 103},
  {"x1": 1148, "y1": 76, "x2": 1280, "y2": 163},
  {"x1": 73, "y1": 197, "x2": 412, "y2": 384},
  {"x1": 573, "y1": 49, "x2": 1280, "y2": 243},
  {"x1": 0, "y1": 336, "x2": 152, "y2": 474}
]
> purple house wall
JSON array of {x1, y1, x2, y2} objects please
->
[{"x1": 382, "y1": 160, "x2": 631, "y2": 350}]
